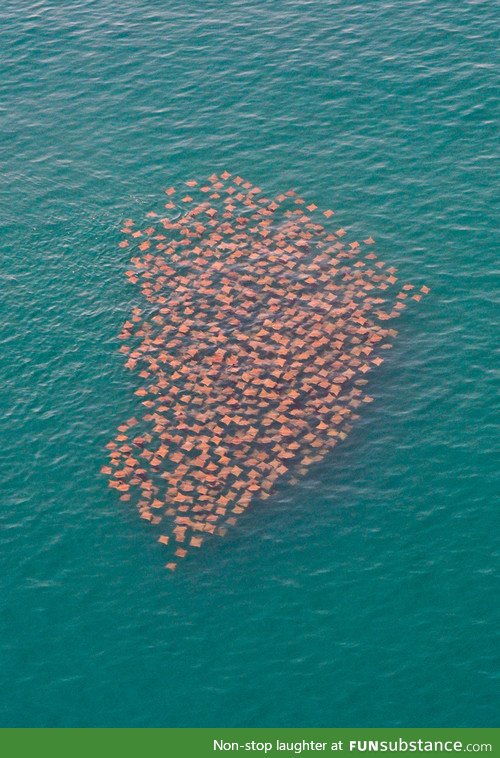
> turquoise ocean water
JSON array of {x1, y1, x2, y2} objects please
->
[{"x1": 0, "y1": 0, "x2": 498, "y2": 727}]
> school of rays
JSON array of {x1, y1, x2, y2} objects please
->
[{"x1": 102, "y1": 172, "x2": 429, "y2": 570}]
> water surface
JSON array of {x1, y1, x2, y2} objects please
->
[{"x1": 0, "y1": 0, "x2": 498, "y2": 727}]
